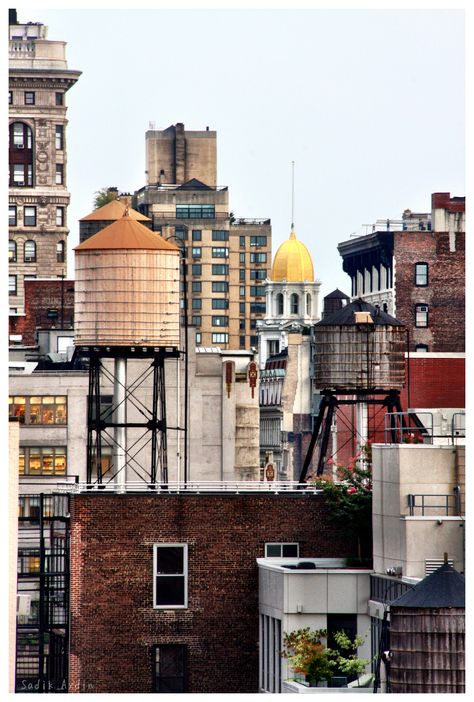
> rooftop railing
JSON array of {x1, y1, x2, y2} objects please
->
[
  {"x1": 56, "y1": 480, "x2": 322, "y2": 495},
  {"x1": 232, "y1": 218, "x2": 271, "y2": 226}
]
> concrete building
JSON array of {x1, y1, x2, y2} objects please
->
[
  {"x1": 133, "y1": 123, "x2": 272, "y2": 350},
  {"x1": 258, "y1": 559, "x2": 372, "y2": 693},
  {"x1": 337, "y1": 192, "x2": 465, "y2": 352},
  {"x1": 8, "y1": 9, "x2": 81, "y2": 314}
]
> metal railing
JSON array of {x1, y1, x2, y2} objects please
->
[
  {"x1": 384, "y1": 411, "x2": 433, "y2": 444},
  {"x1": 57, "y1": 480, "x2": 322, "y2": 494},
  {"x1": 232, "y1": 218, "x2": 271, "y2": 226},
  {"x1": 451, "y1": 412, "x2": 466, "y2": 442},
  {"x1": 384, "y1": 411, "x2": 466, "y2": 445},
  {"x1": 152, "y1": 211, "x2": 229, "y2": 221},
  {"x1": 407, "y1": 489, "x2": 461, "y2": 516}
]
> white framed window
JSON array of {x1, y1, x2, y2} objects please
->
[
  {"x1": 265, "y1": 543, "x2": 299, "y2": 558},
  {"x1": 212, "y1": 332, "x2": 228, "y2": 344},
  {"x1": 153, "y1": 544, "x2": 188, "y2": 609},
  {"x1": 415, "y1": 304, "x2": 429, "y2": 327}
]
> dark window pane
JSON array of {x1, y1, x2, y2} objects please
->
[
  {"x1": 156, "y1": 547, "x2": 183, "y2": 574},
  {"x1": 155, "y1": 576, "x2": 185, "y2": 605},
  {"x1": 282, "y1": 544, "x2": 298, "y2": 557},
  {"x1": 266, "y1": 544, "x2": 281, "y2": 557}
]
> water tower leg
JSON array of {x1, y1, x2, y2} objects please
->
[
  {"x1": 356, "y1": 400, "x2": 368, "y2": 449},
  {"x1": 114, "y1": 357, "x2": 127, "y2": 492},
  {"x1": 299, "y1": 395, "x2": 330, "y2": 484}
]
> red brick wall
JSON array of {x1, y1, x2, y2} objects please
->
[
  {"x1": 9, "y1": 279, "x2": 74, "y2": 346},
  {"x1": 394, "y1": 231, "x2": 465, "y2": 352},
  {"x1": 69, "y1": 493, "x2": 360, "y2": 694},
  {"x1": 402, "y1": 355, "x2": 465, "y2": 409}
]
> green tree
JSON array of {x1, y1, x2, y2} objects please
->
[
  {"x1": 314, "y1": 443, "x2": 373, "y2": 563},
  {"x1": 93, "y1": 187, "x2": 117, "y2": 210},
  {"x1": 331, "y1": 630, "x2": 371, "y2": 683}
]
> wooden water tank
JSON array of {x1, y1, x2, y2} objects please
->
[
  {"x1": 389, "y1": 564, "x2": 465, "y2": 693},
  {"x1": 313, "y1": 299, "x2": 406, "y2": 390},
  {"x1": 74, "y1": 213, "x2": 180, "y2": 348}
]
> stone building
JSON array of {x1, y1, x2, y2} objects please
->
[
  {"x1": 337, "y1": 192, "x2": 465, "y2": 352},
  {"x1": 8, "y1": 9, "x2": 81, "y2": 314},
  {"x1": 133, "y1": 123, "x2": 272, "y2": 350},
  {"x1": 258, "y1": 227, "x2": 322, "y2": 479}
]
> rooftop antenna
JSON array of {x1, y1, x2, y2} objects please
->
[{"x1": 291, "y1": 160, "x2": 295, "y2": 229}]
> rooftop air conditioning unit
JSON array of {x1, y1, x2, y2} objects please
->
[
  {"x1": 386, "y1": 566, "x2": 403, "y2": 576},
  {"x1": 17, "y1": 594, "x2": 31, "y2": 616}
]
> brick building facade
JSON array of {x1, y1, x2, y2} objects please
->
[
  {"x1": 69, "y1": 493, "x2": 358, "y2": 693},
  {"x1": 337, "y1": 192, "x2": 465, "y2": 353},
  {"x1": 9, "y1": 278, "x2": 74, "y2": 349},
  {"x1": 393, "y1": 227, "x2": 465, "y2": 352}
]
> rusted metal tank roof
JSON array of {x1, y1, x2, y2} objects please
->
[
  {"x1": 80, "y1": 199, "x2": 151, "y2": 222},
  {"x1": 74, "y1": 212, "x2": 179, "y2": 251}
]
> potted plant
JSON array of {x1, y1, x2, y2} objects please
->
[{"x1": 282, "y1": 628, "x2": 335, "y2": 687}]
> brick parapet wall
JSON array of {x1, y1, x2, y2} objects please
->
[{"x1": 69, "y1": 493, "x2": 360, "y2": 694}]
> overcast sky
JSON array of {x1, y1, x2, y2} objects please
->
[{"x1": 32, "y1": 5, "x2": 465, "y2": 297}]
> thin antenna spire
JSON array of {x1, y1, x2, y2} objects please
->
[{"x1": 291, "y1": 160, "x2": 295, "y2": 229}]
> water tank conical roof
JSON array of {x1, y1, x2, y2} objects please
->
[
  {"x1": 316, "y1": 298, "x2": 403, "y2": 327},
  {"x1": 79, "y1": 199, "x2": 151, "y2": 222},
  {"x1": 391, "y1": 563, "x2": 465, "y2": 609}
]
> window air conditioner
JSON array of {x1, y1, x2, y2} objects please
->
[{"x1": 17, "y1": 594, "x2": 31, "y2": 616}]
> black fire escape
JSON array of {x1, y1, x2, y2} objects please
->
[{"x1": 16, "y1": 494, "x2": 70, "y2": 693}]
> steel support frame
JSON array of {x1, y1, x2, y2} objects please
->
[
  {"x1": 299, "y1": 389, "x2": 404, "y2": 483},
  {"x1": 86, "y1": 349, "x2": 178, "y2": 485}
]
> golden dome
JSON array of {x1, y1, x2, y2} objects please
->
[{"x1": 271, "y1": 228, "x2": 314, "y2": 282}]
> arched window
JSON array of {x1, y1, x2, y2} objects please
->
[
  {"x1": 56, "y1": 240, "x2": 66, "y2": 263},
  {"x1": 290, "y1": 293, "x2": 299, "y2": 315},
  {"x1": 9, "y1": 240, "x2": 17, "y2": 262},
  {"x1": 306, "y1": 293, "x2": 312, "y2": 316},
  {"x1": 276, "y1": 293, "x2": 284, "y2": 316},
  {"x1": 9, "y1": 122, "x2": 34, "y2": 187},
  {"x1": 24, "y1": 240, "x2": 36, "y2": 263}
]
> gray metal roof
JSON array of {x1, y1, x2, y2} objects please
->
[
  {"x1": 391, "y1": 563, "x2": 465, "y2": 609},
  {"x1": 315, "y1": 298, "x2": 404, "y2": 327}
]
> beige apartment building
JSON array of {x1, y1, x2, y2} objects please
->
[
  {"x1": 133, "y1": 123, "x2": 272, "y2": 350},
  {"x1": 8, "y1": 10, "x2": 81, "y2": 314}
]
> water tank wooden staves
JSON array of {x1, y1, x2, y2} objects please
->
[
  {"x1": 74, "y1": 212, "x2": 180, "y2": 348},
  {"x1": 313, "y1": 298, "x2": 406, "y2": 391}
]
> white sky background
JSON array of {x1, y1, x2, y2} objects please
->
[{"x1": 23, "y1": 6, "x2": 465, "y2": 296}]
